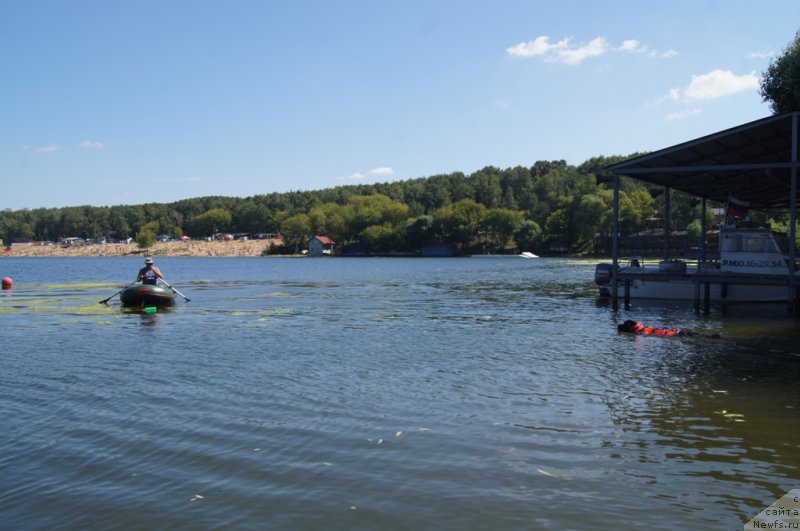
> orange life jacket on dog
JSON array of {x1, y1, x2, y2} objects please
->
[{"x1": 632, "y1": 322, "x2": 682, "y2": 336}]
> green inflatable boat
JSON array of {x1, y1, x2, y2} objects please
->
[{"x1": 119, "y1": 283, "x2": 176, "y2": 308}]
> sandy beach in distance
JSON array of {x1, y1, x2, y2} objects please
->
[{"x1": 0, "y1": 239, "x2": 282, "y2": 258}]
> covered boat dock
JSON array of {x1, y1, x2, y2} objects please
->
[{"x1": 602, "y1": 111, "x2": 800, "y2": 310}]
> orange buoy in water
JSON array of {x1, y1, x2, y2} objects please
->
[{"x1": 1, "y1": 277, "x2": 12, "y2": 290}]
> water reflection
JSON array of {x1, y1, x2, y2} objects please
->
[
  {"x1": 120, "y1": 306, "x2": 170, "y2": 327},
  {"x1": 604, "y1": 332, "x2": 800, "y2": 522}
]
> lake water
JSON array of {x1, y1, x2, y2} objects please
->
[{"x1": 1, "y1": 256, "x2": 798, "y2": 530}]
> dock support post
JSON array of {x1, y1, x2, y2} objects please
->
[
  {"x1": 703, "y1": 282, "x2": 711, "y2": 314},
  {"x1": 664, "y1": 186, "x2": 671, "y2": 261},
  {"x1": 789, "y1": 113, "x2": 798, "y2": 311},
  {"x1": 624, "y1": 280, "x2": 631, "y2": 309},
  {"x1": 611, "y1": 172, "x2": 620, "y2": 309},
  {"x1": 701, "y1": 197, "x2": 707, "y2": 264}
]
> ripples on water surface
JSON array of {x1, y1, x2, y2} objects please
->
[{"x1": 1, "y1": 256, "x2": 798, "y2": 530}]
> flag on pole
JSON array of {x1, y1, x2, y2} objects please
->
[{"x1": 726, "y1": 195, "x2": 749, "y2": 218}]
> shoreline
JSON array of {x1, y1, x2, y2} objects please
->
[{"x1": 1, "y1": 239, "x2": 281, "y2": 258}]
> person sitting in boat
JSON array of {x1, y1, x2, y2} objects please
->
[{"x1": 137, "y1": 257, "x2": 164, "y2": 285}]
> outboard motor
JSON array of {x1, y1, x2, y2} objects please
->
[
  {"x1": 595, "y1": 263, "x2": 613, "y2": 284},
  {"x1": 594, "y1": 263, "x2": 613, "y2": 296}
]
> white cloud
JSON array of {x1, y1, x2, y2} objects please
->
[
  {"x1": 507, "y1": 35, "x2": 675, "y2": 65},
  {"x1": 506, "y1": 36, "x2": 570, "y2": 58},
  {"x1": 748, "y1": 49, "x2": 773, "y2": 59},
  {"x1": 368, "y1": 167, "x2": 394, "y2": 176},
  {"x1": 80, "y1": 139, "x2": 105, "y2": 149},
  {"x1": 665, "y1": 108, "x2": 702, "y2": 121},
  {"x1": 556, "y1": 36, "x2": 610, "y2": 65},
  {"x1": 655, "y1": 70, "x2": 760, "y2": 106},
  {"x1": 617, "y1": 40, "x2": 677, "y2": 59},
  {"x1": 338, "y1": 172, "x2": 366, "y2": 181},
  {"x1": 34, "y1": 144, "x2": 60, "y2": 153},
  {"x1": 619, "y1": 39, "x2": 645, "y2": 53},
  {"x1": 338, "y1": 167, "x2": 394, "y2": 181},
  {"x1": 651, "y1": 87, "x2": 681, "y2": 106},
  {"x1": 666, "y1": 87, "x2": 681, "y2": 102},
  {"x1": 683, "y1": 69, "x2": 760, "y2": 100}
]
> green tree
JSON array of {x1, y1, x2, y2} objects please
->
[
  {"x1": 348, "y1": 195, "x2": 409, "y2": 235},
  {"x1": 432, "y1": 199, "x2": 486, "y2": 249},
  {"x1": 514, "y1": 220, "x2": 543, "y2": 252},
  {"x1": 188, "y1": 208, "x2": 232, "y2": 237},
  {"x1": 544, "y1": 195, "x2": 581, "y2": 250},
  {"x1": 234, "y1": 201, "x2": 272, "y2": 234},
  {"x1": 687, "y1": 219, "x2": 704, "y2": 245},
  {"x1": 308, "y1": 202, "x2": 350, "y2": 243},
  {"x1": 484, "y1": 208, "x2": 524, "y2": 250},
  {"x1": 360, "y1": 223, "x2": 400, "y2": 252},
  {"x1": 472, "y1": 166, "x2": 503, "y2": 208},
  {"x1": 0, "y1": 218, "x2": 34, "y2": 246},
  {"x1": 574, "y1": 191, "x2": 613, "y2": 245},
  {"x1": 760, "y1": 30, "x2": 800, "y2": 113},
  {"x1": 619, "y1": 189, "x2": 654, "y2": 234},
  {"x1": 281, "y1": 213, "x2": 311, "y2": 252},
  {"x1": 109, "y1": 210, "x2": 132, "y2": 240},
  {"x1": 136, "y1": 221, "x2": 159, "y2": 249},
  {"x1": 404, "y1": 215, "x2": 435, "y2": 251}
]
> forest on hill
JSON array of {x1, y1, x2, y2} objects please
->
[{"x1": 0, "y1": 155, "x2": 753, "y2": 255}]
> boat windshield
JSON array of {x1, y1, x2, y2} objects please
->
[
  {"x1": 722, "y1": 231, "x2": 779, "y2": 254},
  {"x1": 773, "y1": 232, "x2": 791, "y2": 254}
]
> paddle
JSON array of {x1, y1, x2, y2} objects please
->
[
  {"x1": 99, "y1": 281, "x2": 138, "y2": 304},
  {"x1": 158, "y1": 278, "x2": 191, "y2": 302}
]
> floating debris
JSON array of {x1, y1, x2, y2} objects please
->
[
  {"x1": 190, "y1": 494, "x2": 204, "y2": 502},
  {"x1": 715, "y1": 409, "x2": 746, "y2": 421}
]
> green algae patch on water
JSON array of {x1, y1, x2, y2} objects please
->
[
  {"x1": 5, "y1": 298, "x2": 60, "y2": 305},
  {"x1": 66, "y1": 303, "x2": 118, "y2": 316},
  {"x1": 263, "y1": 291, "x2": 296, "y2": 298},
  {"x1": 43, "y1": 282, "x2": 115, "y2": 290}
]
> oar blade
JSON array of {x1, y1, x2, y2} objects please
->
[
  {"x1": 99, "y1": 281, "x2": 137, "y2": 304},
  {"x1": 158, "y1": 279, "x2": 190, "y2": 302}
]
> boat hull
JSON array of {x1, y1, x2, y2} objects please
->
[
  {"x1": 596, "y1": 228, "x2": 799, "y2": 303},
  {"x1": 596, "y1": 264, "x2": 794, "y2": 302},
  {"x1": 599, "y1": 275, "x2": 791, "y2": 302},
  {"x1": 120, "y1": 284, "x2": 176, "y2": 307}
]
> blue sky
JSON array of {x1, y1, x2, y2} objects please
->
[{"x1": 2, "y1": 0, "x2": 799, "y2": 210}]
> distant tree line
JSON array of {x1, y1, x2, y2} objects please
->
[{"x1": 0, "y1": 156, "x2": 736, "y2": 255}]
